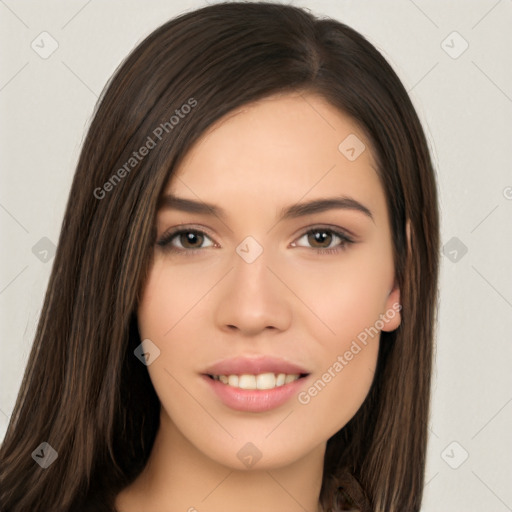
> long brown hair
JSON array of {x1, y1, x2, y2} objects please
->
[{"x1": 0, "y1": 3, "x2": 439, "y2": 511}]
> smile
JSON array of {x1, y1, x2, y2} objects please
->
[{"x1": 207, "y1": 372, "x2": 306, "y2": 390}]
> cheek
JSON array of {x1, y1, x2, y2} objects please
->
[
  {"x1": 136, "y1": 263, "x2": 196, "y2": 384},
  {"x1": 137, "y1": 259, "x2": 214, "y2": 338},
  {"x1": 137, "y1": 260, "x2": 223, "y2": 389},
  {"x1": 292, "y1": 265, "x2": 384, "y2": 433},
  {"x1": 283, "y1": 253, "x2": 393, "y2": 344},
  {"x1": 267, "y1": 259, "x2": 386, "y2": 436},
  {"x1": 137, "y1": 264, "x2": 204, "y2": 418}
]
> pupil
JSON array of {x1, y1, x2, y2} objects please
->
[
  {"x1": 183, "y1": 232, "x2": 201, "y2": 248},
  {"x1": 310, "y1": 230, "x2": 331, "y2": 247}
]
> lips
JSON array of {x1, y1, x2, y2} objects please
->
[
  {"x1": 202, "y1": 355, "x2": 310, "y2": 377},
  {"x1": 201, "y1": 356, "x2": 311, "y2": 412}
]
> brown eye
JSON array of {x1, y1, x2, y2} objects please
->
[
  {"x1": 306, "y1": 230, "x2": 334, "y2": 249},
  {"x1": 293, "y1": 228, "x2": 354, "y2": 253},
  {"x1": 157, "y1": 229, "x2": 215, "y2": 253},
  {"x1": 177, "y1": 231, "x2": 205, "y2": 249}
]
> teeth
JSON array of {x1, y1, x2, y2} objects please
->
[
  {"x1": 256, "y1": 373, "x2": 275, "y2": 390},
  {"x1": 239, "y1": 374, "x2": 256, "y2": 389},
  {"x1": 275, "y1": 373, "x2": 286, "y2": 386},
  {"x1": 284, "y1": 374, "x2": 297, "y2": 384},
  {"x1": 212, "y1": 372, "x2": 301, "y2": 390}
]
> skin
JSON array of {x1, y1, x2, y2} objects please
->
[{"x1": 115, "y1": 91, "x2": 402, "y2": 512}]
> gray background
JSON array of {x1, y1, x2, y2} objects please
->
[{"x1": 1, "y1": 0, "x2": 511, "y2": 510}]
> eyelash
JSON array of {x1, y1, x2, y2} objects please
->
[{"x1": 156, "y1": 225, "x2": 355, "y2": 257}]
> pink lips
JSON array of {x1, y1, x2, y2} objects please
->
[
  {"x1": 201, "y1": 356, "x2": 310, "y2": 413},
  {"x1": 203, "y1": 355, "x2": 309, "y2": 377}
]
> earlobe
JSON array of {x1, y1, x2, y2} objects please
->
[
  {"x1": 382, "y1": 282, "x2": 401, "y2": 332},
  {"x1": 382, "y1": 218, "x2": 410, "y2": 333}
]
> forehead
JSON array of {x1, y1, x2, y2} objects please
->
[{"x1": 166, "y1": 92, "x2": 387, "y2": 224}]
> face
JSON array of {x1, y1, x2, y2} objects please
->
[{"x1": 137, "y1": 91, "x2": 401, "y2": 470}]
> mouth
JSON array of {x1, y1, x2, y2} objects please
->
[
  {"x1": 200, "y1": 355, "x2": 311, "y2": 412},
  {"x1": 204, "y1": 372, "x2": 310, "y2": 390}
]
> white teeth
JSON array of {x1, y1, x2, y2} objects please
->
[
  {"x1": 238, "y1": 374, "x2": 256, "y2": 389},
  {"x1": 212, "y1": 372, "x2": 301, "y2": 390},
  {"x1": 284, "y1": 374, "x2": 298, "y2": 384},
  {"x1": 256, "y1": 372, "x2": 276, "y2": 390}
]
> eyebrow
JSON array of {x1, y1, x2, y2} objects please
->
[{"x1": 158, "y1": 194, "x2": 374, "y2": 223}]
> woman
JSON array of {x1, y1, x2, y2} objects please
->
[{"x1": 0, "y1": 2, "x2": 439, "y2": 511}]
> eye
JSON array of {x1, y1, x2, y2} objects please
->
[
  {"x1": 291, "y1": 227, "x2": 354, "y2": 255},
  {"x1": 156, "y1": 228, "x2": 215, "y2": 255}
]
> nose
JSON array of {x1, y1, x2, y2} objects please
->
[{"x1": 213, "y1": 245, "x2": 292, "y2": 337}]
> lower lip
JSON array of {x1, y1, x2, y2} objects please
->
[{"x1": 202, "y1": 375, "x2": 308, "y2": 412}]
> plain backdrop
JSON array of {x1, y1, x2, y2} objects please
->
[{"x1": 1, "y1": 1, "x2": 511, "y2": 510}]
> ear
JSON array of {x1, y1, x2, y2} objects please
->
[
  {"x1": 382, "y1": 279, "x2": 401, "y2": 332},
  {"x1": 381, "y1": 219, "x2": 410, "y2": 332}
]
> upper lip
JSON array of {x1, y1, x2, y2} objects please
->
[{"x1": 203, "y1": 356, "x2": 310, "y2": 376}]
